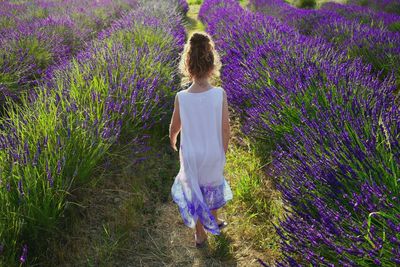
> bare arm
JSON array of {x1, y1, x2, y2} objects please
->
[
  {"x1": 169, "y1": 94, "x2": 181, "y2": 151},
  {"x1": 221, "y1": 89, "x2": 230, "y2": 154}
]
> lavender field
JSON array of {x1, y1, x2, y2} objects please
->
[
  {"x1": 0, "y1": 0, "x2": 399, "y2": 266},
  {"x1": 199, "y1": 0, "x2": 399, "y2": 266},
  {"x1": 0, "y1": 0, "x2": 186, "y2": 265}
]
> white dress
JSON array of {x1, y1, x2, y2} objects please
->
[{"x1": 171, "y1": 86, "x2": 233, "y2": 235}]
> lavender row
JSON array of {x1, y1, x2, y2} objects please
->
[
  {"x1": 200, "y1": 0, "x2": 399, "y2": 265},
  {"x1": 177, "y1": 0, "x2": 190, "y2": 15},
  {"x1": 0, "y1": 0, "x2": 185, "y2": 264},
  {"x1": 321, "y1": 2, "x2": 400, "y2": 31},
  {"x1": 250, "y1": 0, "x2": 400, "y2": 89},
  {"x1": 349, "y1": 0, "x2": 400, "y2": 15},
  {"x1": 0, "y1": 0, "x2": 138, "y2": 105}
]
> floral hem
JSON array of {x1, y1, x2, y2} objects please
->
[
  {"x1": 199, "y1": 180, "x2": 233, "y2": 210},
  {"x1": 171, "y1": 178, "x2": 233, "y2": 235}
]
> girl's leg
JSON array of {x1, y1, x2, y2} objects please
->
[
  {"x1": 211, "y1": 209, "x2": 224, "y2": 224},
  {"x1": 195, "y1": 218, "x2": 207, "y2": 242}
]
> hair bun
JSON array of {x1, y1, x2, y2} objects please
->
[{"x1": 190, "y1": 33, "x2": 210, "y2": 47}]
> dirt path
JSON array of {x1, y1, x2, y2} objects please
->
[
  {"x1": 48, "y1": 132, "x2": 266, "y2": 266},
  {"x1": 185, "y1": 0, "x2": 205, "y2": 35}
]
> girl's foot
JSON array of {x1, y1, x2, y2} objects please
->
[
  {"x1": 195, "y1": 232, "x2": 207, "y2": 247},
  {"x1": 216, "y1": 218, "x2": 228, "y2": 229},
  {"x1": 216, "y1": 218, "x2": 225, "y2": 224}
]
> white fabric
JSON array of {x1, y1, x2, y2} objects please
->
[{"x1": 171, "y1": 86, "x2": 232, "y2": 234}]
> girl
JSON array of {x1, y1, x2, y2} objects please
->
[{"x1": 169, "y1": 32, "x2": 233, "y2": 248}]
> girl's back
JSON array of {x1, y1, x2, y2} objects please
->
[{"x1": 177, "y1": 87, "x2": 226, "y2": 184}]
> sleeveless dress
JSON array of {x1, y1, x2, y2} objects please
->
[{"x1": 171, "y1": 86, "x2": 233, "y2": 235}]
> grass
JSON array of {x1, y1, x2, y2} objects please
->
[
  {"x1": 220, "y1": 114, "x2": 284, "y2": 265},
  {"x1": 47, "y1": 127, "x2": 181, "y2": 266},
  {"x1": 188, "y1": 0, "x2": 203, "y2": 4},
  {"x1": 287, "y1": 0, "x2": 347, "y2": 8},
  {"x1": 185, "y1": 0, "x2": 205, "y2": 35},
  {"x1": 239, "y1": 0, "x2": 250, "y2": 8}
]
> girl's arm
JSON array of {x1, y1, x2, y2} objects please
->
[
  {"x1": 169, "y1": 94, "x2": 181, "y2": 151},
  {"x1": 222, "y1": 89, "x2": 230, "y2": 154}
]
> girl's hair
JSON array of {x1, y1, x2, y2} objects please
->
[{"x1": 179, "y1": 32, "x2": 221, "y2": 85}]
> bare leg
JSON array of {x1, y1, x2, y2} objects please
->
[
  {"x1": 211, "y1": 209, "x2": 224, "y2": 224},
  {"x1": 195, "y1": 218, "x2": 207, "y2": 243}
]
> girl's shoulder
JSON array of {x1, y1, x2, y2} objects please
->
[
  {"x1": 175, "y1": 89, "x2": 188, "y2": 103},
  {"x1": 209, "y1": 86, "x2": 225, "y2": 94},
  {"x1": 176, "y1": 89, "x2": 188, "y2": 97},
  {"x1": 217, "y1": 86, "x2": 225, "y2": 93},
  {"x1": 176, "y1": 86, "x2": 224, "y2": 97},
  {"x1": 214, "y1": 86, "x2": 226, "y2": 97}
]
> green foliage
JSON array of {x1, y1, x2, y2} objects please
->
[
  {"x1": 384, "y1": 2, "x2": 400, "y2": 15},
  {"x1": 388, "y1": 21, "x2": 400, "y2": 32},
  {"x1": 0, "y1": 86, "x2": 112, "y2": 264},
  {"x1": 0, "y1": 36, "x2": 53, "y2": 94},
  {"x1": 223, "y1": 140, "x2": 283, "y2": 261},
  {"x1": 188, "y1": 0, "x2": 202, "y2": 4},
  {"x1": 0, "y1": 16, "x2": 15, "y2": 31},
  {"x1": 18, "y1": 37, "x2": 54, "y2": 70},
  {"x1": 358, "y1": 0, "x2": 369, "y2": 6},
  {"x1": 25, "y1": 6, "x2": 49, "y2": 19},
  {"x1": 349, "y1": 44, "x2": 399, "y2": 88},
  {"x1": 239, "y1": 0, "x2": 249, "y2": 8},
  {"x1": 0, "y1": 18, "x2": 181, "y2": 267},
  {"x1": 296, "y1": 0, "x2": 316, "y2": 8}
]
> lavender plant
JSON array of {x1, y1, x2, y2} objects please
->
[
  {"x1": 349, "y1": 0, "x2": 400, "y2": 15},
  {"x1": 0, "y1": 0, "x2": 185, "y2": 264},
  {"x1": 176, "y1": 0, "x2": 190, "y2": 15},
  {"x1": 321, "y1": 2, "x2": 400, "y2": 31},
  {"x1": 200, "y1": 0, "x2": 400, "y2": 265},
  {"x1": 0, "y1": 0, "x2": 138, "y2": 107},
  {"x1": 250, "y1": 0, "x2": 400, "y2": 90}
]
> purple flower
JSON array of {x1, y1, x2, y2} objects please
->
[
  {"x1": 18, "y1": 179, "x2": 24, "y2": 197},
  {"x1": 19, "y1": 244, "x2": 28, "y2": 263}
]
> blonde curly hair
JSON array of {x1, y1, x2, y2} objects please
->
[{"x1": 178, "y1": 31, "x2": 222, "y2": 85}]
